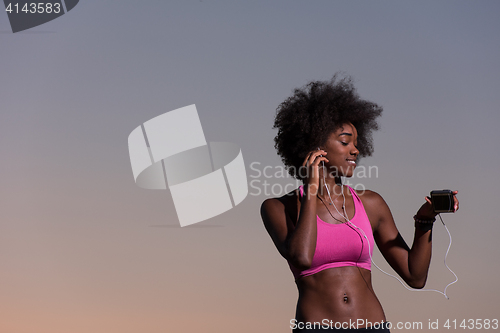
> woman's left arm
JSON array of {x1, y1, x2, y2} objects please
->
[{"x1": 361, "y1": 190, "x2": 459, "y2": 289}]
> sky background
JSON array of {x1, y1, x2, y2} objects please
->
[{"x1": 1, "y1": 1, "x2": 499, "y2": 332}]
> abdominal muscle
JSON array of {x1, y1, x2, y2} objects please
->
[{"x1": 294, "y1": 266, "x2": 386, "y2": 328}]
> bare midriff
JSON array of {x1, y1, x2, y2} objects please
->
[{"x1": 294, "y1": 266, "x2": 386, "y2": 327}]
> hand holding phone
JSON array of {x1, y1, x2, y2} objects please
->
[{"x1": 430, "y1": 190, "x2": 457, "y2": 213}]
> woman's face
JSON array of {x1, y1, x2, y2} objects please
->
[{"x1": 321, "y1": 122, "x2": 359, "y2": 178}]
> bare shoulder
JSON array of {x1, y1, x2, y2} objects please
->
[
  {"x1": 353, "y1": 188, "x2": 393, "y2": 231},
  {"x1": 260, "y1": 188, "x2": 300, "y2": 259},
  {"x1": 260, "y1": 188, "x2": 299, "y2": 224},
  {"x1": 260, "y1": 197, "x2": 284, "y2": 228},
  {"x1": 354, "y1": 188, "x2": 387, "y2": 208},
  {"x1": 260, "y1": 196, "x2": 284, "y2": 214}
]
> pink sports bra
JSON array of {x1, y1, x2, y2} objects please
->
[{"x1": 288, "y1": 185, "x2": 375, "y2": 280}]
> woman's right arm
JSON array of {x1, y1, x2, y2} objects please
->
[{"x1": 260, "y1": 149, "x2": 327, "y2": 270}]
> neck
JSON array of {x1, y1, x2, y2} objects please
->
[{"x1": 318, "y1": 167, "x2": 343, "y2": 199}]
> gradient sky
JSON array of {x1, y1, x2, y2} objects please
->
[{"x1": 1, "y1": 1, "x2": 499, "y2": 332}]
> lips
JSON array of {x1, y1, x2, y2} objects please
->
[{"x1": 346, "y1": 159, "x2": 357, "y2": 166}]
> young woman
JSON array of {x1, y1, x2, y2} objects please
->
[{"x1": 260, "y1": 75, "x2": 459, "y2": 332}]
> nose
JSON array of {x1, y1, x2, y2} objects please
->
[{"x1": 351, "y1": 145, "x2": 359, "y2": 156}]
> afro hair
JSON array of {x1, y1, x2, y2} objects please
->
[{"x1": 273, "y1": 74, "x2": 383, "y2": 181}]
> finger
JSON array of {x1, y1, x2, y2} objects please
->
[
  {"x1": 308, "y1": 150, "x2": 326, "y2": 166},
  {"x1": 302, "y1": 152, "x2": 319, "y2": 169},
  {"x1": 312, "y1": 156, "x2": 329, "y2": 166},
  {"x1": 311, "y1": 149, "x2": 326, "y2": 155},
  {"x1": 310, "y1": 150, "x2": 326, "y2": 158},
  {"x1": 302, "y1": 152, "x2": 313, "y2": 167},
  {"x1": 425, "y1": 197, "x2": 432, "y2": 204}
]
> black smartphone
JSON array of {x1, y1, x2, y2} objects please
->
[{"x1": 430, "y1": 190, "x2": 454, "y2": 213}]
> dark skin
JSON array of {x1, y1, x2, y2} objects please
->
[{"x1": 261, "y1": 123, "x2": 459, "y2": 329}]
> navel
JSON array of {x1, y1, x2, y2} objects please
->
[{"x1": 343, "y1": 292, "x2": 348, "y2": 303}]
